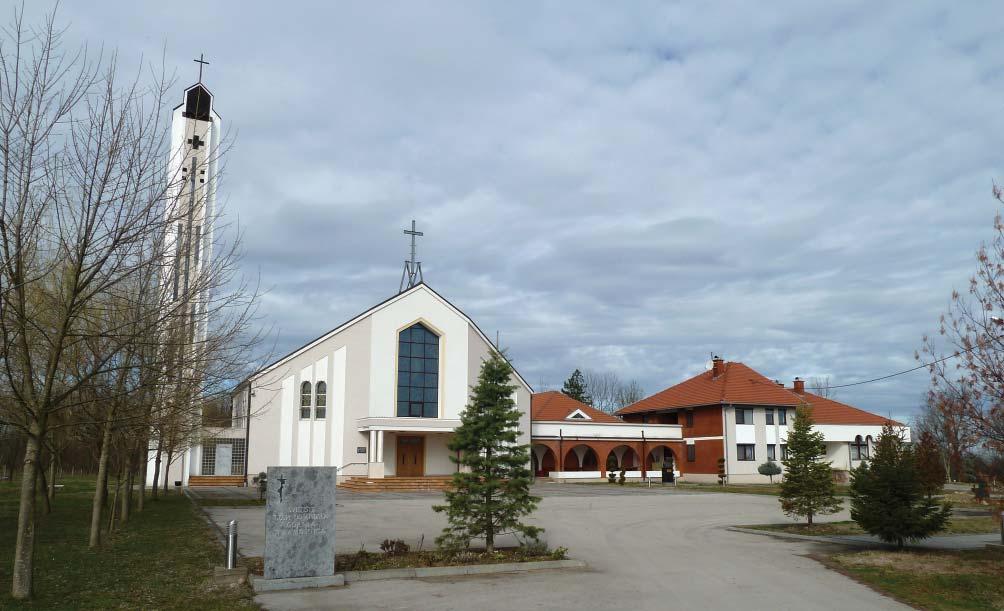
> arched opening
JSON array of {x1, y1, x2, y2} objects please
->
[
  {"x1": 646, "y1": 445, "x2": 676, "y2": 471},
  {"x1": 564, "y1": 444, "x2": 598, "y2": 471},
  {"x1": 532, "y1": 445, "x2": 556, "y2": 477},
  {"x1": 606, "y1": 445, "x2": 640, "y2": 471}
]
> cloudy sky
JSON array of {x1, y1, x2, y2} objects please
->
[{"x1": 32, "y1": 1, "x2": 1004, "y2": 423}]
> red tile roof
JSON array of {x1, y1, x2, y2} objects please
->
[
  {"x1": 531, "y1": 391, "x2": 622, "y2": 423},
  {"x1": 802, "y1": 392, "x2": 899, "y2": 426},
  {"x1": 617, "y1": 362, "x2": 799, "y2": 414},
  {"x1": 616, "y1": 361, "x2": 899, "y2": 426}
]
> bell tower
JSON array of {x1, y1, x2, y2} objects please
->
[{"x1": 167, "y1": 54, "x2": 222, "y2": 343}]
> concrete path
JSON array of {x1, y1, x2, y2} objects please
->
[{"x1": 201, "y1": 484, "x2": 912, "y2": 610}]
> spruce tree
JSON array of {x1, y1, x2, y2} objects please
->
[
  {"x1": 561, "y1": 369, "x2": 592, "y2": 405},
  {"x1": 434, "y1": 352, "x2": 541, "y2": 553},
  {"x1": 778, "y1": 404, "x2": 841, "y2": 525},
  {"x1": 915, "y1": 430, "x2": 947, "y2": 499},
  {"x1": 849, "y1": 424, "x2": 951, "y2": 549}
]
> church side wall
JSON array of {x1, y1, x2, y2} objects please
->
[{"x1": 245, "y1": 316, "x2": 373, "y2": 477}]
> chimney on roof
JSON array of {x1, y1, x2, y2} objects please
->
[
  {"x1": 793, "y1": 377, "x2": 805, "y2": 394},
  {"x1": 775, "y1": 379, "x2": 783, "y2": 387},
  {"x1": 711, "y1": 356, "x2": 724, "y2": 377}
]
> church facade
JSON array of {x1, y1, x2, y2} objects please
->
[{"x1": 186, "y1": 283, "x2": 533, "y2": 484}]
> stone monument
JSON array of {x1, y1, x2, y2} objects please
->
[{"x1": 261, "y1": 466, "x2": 338, "y2": 587}]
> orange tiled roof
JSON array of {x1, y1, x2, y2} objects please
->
[
  {"x1": 802, "y1": 391, "x2": 900, "y2": 426},
  {"x1": 531, "y1": 391, "x2": 622, "y2": 423},
  {"x1": 617, "y1": 362, "x2": 800, "y2": 414},
  {"x1": 616, "y1": 361, "x2": 898, "y2": 426}
]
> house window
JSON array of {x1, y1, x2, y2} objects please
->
[
  {"x1": 767, "y1": 444, "x2": 776, "y2": 461},
  {"x1": 765, "y1": 409, "x2": 774, "y2": 425},
  {"x1": 780, "y1": 444, "x2": 788, "y2": 460},
  {"x1": 779, "y1": 409, "x2": 787, "y2": 425},
  {"x1": 397, "y1": 322, "x2": 439, "y2": 418},
  {"x1": 850, "y1": 435, "x2": 869, "y2": 461},
  {"x1": 736, "y1": 408, "x2": 754, "y2": 425},
  {"x1": 685, "y1": 410, "x2": 694, "y2": 427},
  {"x1": 315, "y1": 381, "x2": 327, "y2": 419},
  {"x1": 300, "y1": 381, "x2": 311, "y2": 419},
  {"x1": 641, "y1": 414, "x2": 650, "y2": 423},
  {"x1": 737, "y1": 444, "x2": 755, "y2": 461},
  {"x1": 687, "y1": 444, "x2": 696, "y2": 462}
]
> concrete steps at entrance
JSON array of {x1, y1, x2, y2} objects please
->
[
  {"x1": 188, "y1": 475, "x2": 247, "y2": 487},
  {"x1": 338, "y1": 476, "x2": 453, "y2": 492}
]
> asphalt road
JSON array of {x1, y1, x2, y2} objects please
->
[{"x1": 204, "y1": 484, "x2": 910, "y2": 611}]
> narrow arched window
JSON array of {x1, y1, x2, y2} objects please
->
[
  {"x1": 300, "y1": 381, "x2": 312, "y2": 419},
  {"x1": 850, "y1": 435, "x2": 868, "y2": 461},
  {"x1": 397, "y1": 322, "x2": 439, "y2": 417},
  {"x1": 315, "y1": 381, "x2": 327, "y2": 419}
]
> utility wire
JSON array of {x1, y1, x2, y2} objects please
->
[{"x1": 807, "y1": 350, "x2": 962, "y2": 391}]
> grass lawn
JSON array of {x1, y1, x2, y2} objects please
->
[
  {"x1": 823, "y1": 548, "x2": 1004, "y2": 611},
  {"x1": 746, "y1": 516, "x2": 1000, "y2": 537},
  {"x1": 0, "y1": 475, "x2": 256, "y2": 610}
]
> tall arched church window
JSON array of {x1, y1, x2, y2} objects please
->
[
  {"x1": 315, "y1": 381, "x2": 327, "y2": 419},
  {"x1": 850, "y1": 435, "x2": 868, "y2": 460},
  {"x1": 397, "y1": 322, "x2": 439, "y2": 417},
  {"x1": 300, "y1": 381, "x2": 312, "y2": 419}
]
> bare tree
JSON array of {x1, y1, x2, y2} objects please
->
[
  {"x1": 0, "y1": 9, "x2": 263, "y2": 598},
  {"x1": 807, "y1": 376, "x2": 835, "y2": 398},
  {"x1": 920, "y1": 186, "x2": 1004, "y2": 451},
  {"x1": 582, "y1": 370, "x2": 645, "y2": 413},
  {"x1": 913, "y1": 388, "x2": 980, "y2": 481}
]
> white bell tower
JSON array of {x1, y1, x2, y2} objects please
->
[{"x1": 166, "y1": 54, "x2": 222, "y2": 343}]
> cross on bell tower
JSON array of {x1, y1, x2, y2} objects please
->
[{"x1": 399, "y1": 219, "x2": 424, "y2": 293}]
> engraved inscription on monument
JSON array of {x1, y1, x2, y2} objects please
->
[{"x1": 263, "y1": 466, "x2": 337, "y2": 580}]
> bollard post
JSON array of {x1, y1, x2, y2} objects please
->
[{"x1": 226, "y1": 520, "x2": 239, "y2": 570}]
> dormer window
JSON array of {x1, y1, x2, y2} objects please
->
[{"x1": 566, "y1": 409, "x2": 591, "y2": 420}]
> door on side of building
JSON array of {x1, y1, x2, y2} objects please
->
[
  {"x1": 215, "y1": 444, "x2": 233, "y2": 476},
  {"x1": 397, "y1": 436, "x2": 425, "y2": 477}
]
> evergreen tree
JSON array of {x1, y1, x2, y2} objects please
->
[
  {"x1": 561, "y1": 369, "x2": 592, "y2": 405},
  {"x1": 434, "y1": 352, "x2": 541, "y2": 553},
  {"x1": 778, "y1": 404, "x2": 842, "y2": 525},
  {"x1": 849, "y1": 424, "x2": 951, "y2": 549},
  {"x1": 758, "y1": 460, "x2": 782, "y2": 483},
  {"x1": 915, "y1": 430, "x2": 947, "y2": 499}
]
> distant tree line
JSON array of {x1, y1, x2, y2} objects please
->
[{"x1": 559, "y1": 368, "x2": 644, "y2": 413}]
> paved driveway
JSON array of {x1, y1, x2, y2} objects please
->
[{"x1": 203, "y1": 484, "x2": 909, "y2": 611}]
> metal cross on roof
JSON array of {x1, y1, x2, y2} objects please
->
[
  {"x1": 399, "y1": 219, "x2": 424, "y2": 293},
  {"x1": 194, "y1": 53, "x2": 210, "y2": 83}
]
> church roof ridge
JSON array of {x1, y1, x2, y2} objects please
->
[{"x1": 241, "y1": 282, "x2": 532, "y2": 393}]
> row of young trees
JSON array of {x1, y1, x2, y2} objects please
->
[{"x1": 0, "y1": 10, "x2": 262, "y2": 600}]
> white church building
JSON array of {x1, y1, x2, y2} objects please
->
[{"x1": 178, "y1": 282, "x2": 532, "y2": 486}]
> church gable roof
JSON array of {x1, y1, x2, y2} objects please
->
[
  {"x1": 531, "y1": 391, "x2": 621, "y2": 423},
  {"x1": 248, "y1": 283, "x2": 532, "y2": 393}
]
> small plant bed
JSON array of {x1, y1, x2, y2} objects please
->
[
  {"x1": 744, "y1": 516, "x2": 999, "y2": 537},
  {"x1": 244, "y1": 543, "x2": 569, "y2": 576},
  {"x1": 821, "y1": 548, "x2": 1004, "y2": 611}
]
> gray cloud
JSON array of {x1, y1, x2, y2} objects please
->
[{"x1": 30, "y1": 0, "x2": 1004, "y2": 423}]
